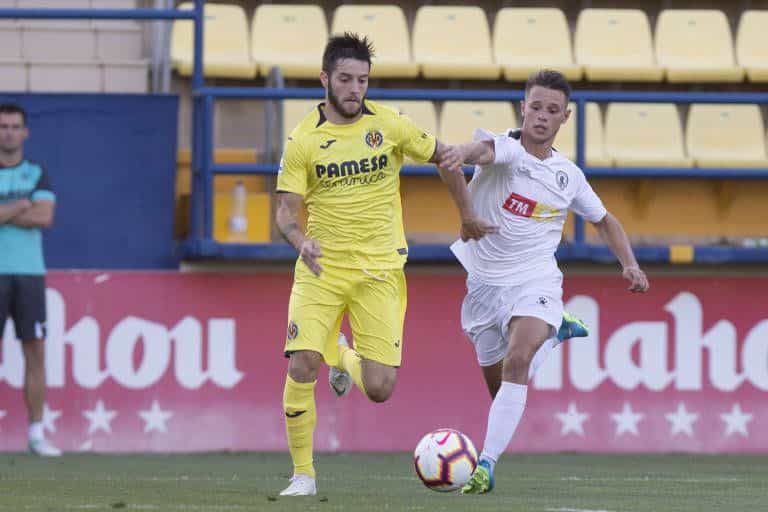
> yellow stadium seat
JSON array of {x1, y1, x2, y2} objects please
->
[
  {"x1": 605, "y1": 103, "x2": 692, "y2": 167},
  {"x1": 686, "y1": 104, "x2": 768, "y2": 168},
  {"x1": 331, "y1": 5, "x2": 418, "y2": 78},
  {"x1": 252, "y1": 4, "x2": 327, "y2": 80},
  {"x1": 575, "y1": 9, "x2": 662, "y2": 82},
  {"x1": 413, "y1": 6, "x2": 499, "y2": 80},
  {"x1": 282, "y1": 99, "x2": 321, "y2": 141},
  {"x1": 439, "y1": 101, "x2": 517, "y2": 145},
  {"x1": 494, "y1": 8, "x2": 582, "y2": 82},
  {"x1": 553, "y1": 103, "x2": 612, "y2": 167},
  {"x1": 655, "y1": 9, "x2": 744, "y2": 83},
  {"x1": 736, "y1": 10, "x2": 768, "y2": 83},
  {"x1": 171, "y1": 3, "x2": 255, "y2": 79}
]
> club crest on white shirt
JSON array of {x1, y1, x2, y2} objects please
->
[{"x1": 556, "y1": 170, "x2": 569, "y2": 190}]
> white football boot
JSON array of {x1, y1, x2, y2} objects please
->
[
  {"x1": 28, "y1": 438, "x2": 62, "y2": 457},
  {"x1": 279, "y1": 474, "x2": 317, "y2": 496},
  {"x1": 328, "y1": 333, "x2": 352, "y2": 397}
]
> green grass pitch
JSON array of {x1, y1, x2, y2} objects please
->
[{"x1": 1, "y1": 453, "x2": 765, "y2": 511}]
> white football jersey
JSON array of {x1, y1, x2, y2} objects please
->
[{"x1": 451, "y1": 129, "x2": 607, "y2": 285}]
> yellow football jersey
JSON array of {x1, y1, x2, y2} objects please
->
[{"x1": 277, "y1": 100, "x2": 437, "y2": 270}]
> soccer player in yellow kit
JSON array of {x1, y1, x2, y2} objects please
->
[{"x1": 274, "y1": 33, "x2": 500, "y2": 496}]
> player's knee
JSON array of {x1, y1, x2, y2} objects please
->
[
  {"x1": 287, "y1": 350, "x2": 323, "y2": 382},
  {"x1": 503, "y1": 346, "x2": 533, "y2": 376},
  {"x1": 365, "y1": 382, "x2": 394, "y2": 403},
  {"x1": 363, "y1": 373, "x2": 396, "y2": 403}
]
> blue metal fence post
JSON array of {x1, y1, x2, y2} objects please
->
[
  {"x1": 574, "y1": 98, "x2": 587, "y2": 246},
  {"x1": 189, "y1": 0, "x2": 205, "y2": 242}
]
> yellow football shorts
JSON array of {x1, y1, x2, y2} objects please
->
[{"x1": 283, "y1": 261, "x2": 407, "y2": 367}]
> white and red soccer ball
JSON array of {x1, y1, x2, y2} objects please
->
[{"x1": 413, "y1": 428, "x2": 478, "y2": 491}]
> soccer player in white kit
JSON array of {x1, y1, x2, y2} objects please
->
[{"x1": 438, "y1": 70, "x2": 650, "y2": 494}]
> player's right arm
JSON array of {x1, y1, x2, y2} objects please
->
[
  {"x1": 275, "y1": 135, "x2": 323, "y2": 276},
  {"x1": 275, "y1": 191, "x2": 323, "y2": 276}
]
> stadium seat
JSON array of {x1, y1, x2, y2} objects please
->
[
  {"x1": 494, "y1": 8, "x2": 582, "y2": 82},
  {"x1": 171, "y1": 2, "x2": 255, "y2": 79},
  {"x1": 605, "y1": 103, "x2": 692, "y2": 167},
  {"x1": 736, "y1": 10, "x2": 768, "y2": 82},
  {"x1": 413, "y1": 6, "x2": 499, "y2": 80},
  {"x1": 28, "y1": 61, "x2": 102, "y2": 92},
  {"x1": 103, "y1": 60, "x2": 148, "y2": 93},
  {"x1": 331, "y1": 5, "x2": 418, "y2": 78},
  {"x1": 0, "y1": 27, "x2": 22, "y2": 59},
  {"x1": 21, "y1": 22, "x2": 96, "y2": 60},
  {"x1": 655, "y1": 9, "x2": 744, "y2": 83},
  {"x1": 281, "y1": 99, "x2": 321, "y2": 141},
  {"x1": 686, "y1": 104, "x2": 768, "y2": 168},
  {"x1": 252, "y1": 4, "x2": 327, "y2": 80},
  {"x1": 0, "y1": 60, "x2": 26, "y2": 91},
  {"x1": 439, "y1": 101, "x2": 517, "y2": 145},
  {"x1": 553, "y1": 103, "x2": 612, "y2": 167},
  {"x1": 575, "y1": 9, "x2": 662, "y2": 82},
  {"x1": 92, "y1": 0, "x2": 143, "y2": 61}
]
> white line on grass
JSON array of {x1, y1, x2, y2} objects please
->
[{"x1": 561, "y1": 476, "x2": 741, "y2": 483}]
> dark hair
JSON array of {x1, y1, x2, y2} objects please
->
[
  {"x1": 525, "y1": 69, "x2": 571, "y2": 103},
  {"x1": 322, "y1": 32, "x2": 375, "y2": 74},
  {"x1": 0, "y1": 103, "x2": 27, "y2": 125}
]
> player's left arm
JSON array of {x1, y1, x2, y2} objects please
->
[
  {"x1": 592, "y1": 212, "x2": 649, "y2": 293},
  {"x1": 572, "y1": 170, "x2": 648, "y2": 293},
  {"x1": 10, "y1": 165, "x2": 55, "y2": 228}
]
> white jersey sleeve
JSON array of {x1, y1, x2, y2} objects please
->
[
  {"x1": 492, "y1": 133, "x2": 524, "y2": 167},
  {"x1": 570, "y1": 169, "x2": 607, "y2": 222}
]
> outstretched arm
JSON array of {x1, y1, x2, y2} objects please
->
[
  {"x1": 592, "y1": 212, "x2": 649, "y2": 292},
  {"x1": 436, "y1": 166, "x2": 499, "y2": 241},
  {"x1": 276, "y1": 191, "x2": 323, "y2": 276},
  {"x1": 434, "y1": 140, "x2": 496, "y2": 174}
]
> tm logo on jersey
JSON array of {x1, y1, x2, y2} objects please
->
[{"x1": 502, "y1": 192, "x2": 561, "y2": 221}]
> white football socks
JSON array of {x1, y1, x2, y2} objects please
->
[
  {"x1": 29, "y1": 422, "x2": 44, "y2": 441},
  {"x1": 479, "y1": 381, "x2": 527, "y2": 469}
]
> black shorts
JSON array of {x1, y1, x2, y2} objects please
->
[{"x1": 0, "y1": 275, "x2": 47, "y2": 342}]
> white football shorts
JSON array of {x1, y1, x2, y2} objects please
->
[{"x1": 460, "y1": 274, "x2": 563, "y2": 367}]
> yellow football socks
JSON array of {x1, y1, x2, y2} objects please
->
[
  {"x1": 339, "y1": 346, "x2": 366, "y2": 394},
  {"x1": 283, "y1": 375, "x2": 317, "y2": 478}
]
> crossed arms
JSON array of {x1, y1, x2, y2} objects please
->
[{"x1": 0, "y1": 199, "x2": 54, "y2": 228}]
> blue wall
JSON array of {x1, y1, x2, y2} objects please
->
[{"x1": 0, "y1": 94, "x2": 179, "y2": 269}]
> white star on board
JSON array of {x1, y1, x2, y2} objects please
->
[
  {"x1": 555, "y1": 402, "x2": 590, "y2": 436},
  {"x1": 138, "y1": 400, "x2": 173, "y2": 434},
  {"x1": 83, "y1": 400, "x2": 118, "y2": 435},
  {"x1": 610, "y1": 402, "x2": 644, "y2": 436},
  {"x1": 42, "y1": 403, "x2": 62, "y2": 433},
  {"x1": 665, "y1": 403, "x2": 699, "y2": 437},
  {"x1": 720, "y1": 403, "x2": 752, "y2": 438}
]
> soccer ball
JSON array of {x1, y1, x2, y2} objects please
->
[{"x1": 413, "y1": 428, "x2": 478, "y2": 492}]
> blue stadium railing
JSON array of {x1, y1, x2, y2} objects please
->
[
  {"x1": 2, "y1": 2, "x2": 767, "y2": 264},
  {"x1": 187, "y1": 87, "x2": 768, "y2": 264}
]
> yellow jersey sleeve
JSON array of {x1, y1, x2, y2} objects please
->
[
  {"x1": 276, "y1": 136, "x2": 309, "y2": 196},
  {"x1": 397, "y1": 113, "x2": 437, "y2": 164}
]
